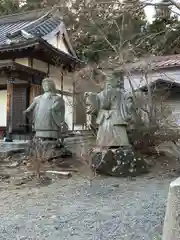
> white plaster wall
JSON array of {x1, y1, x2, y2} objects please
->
[
  {"x1": 47, "y1": 33, "x2": 69, "y2": 55},
  {"x1": 62, "y1": 95, "x2": 73, "y2": 130},
  {"x1": 58, "y1": 35, "x2": 69, "y2": 54},
  {"x1": 15, "y1": 58, "x2": 29, "y2": 66},
  {"x1": 166, "y1": 99, "x2": 180, "y2": 126},
  {"x1": 32, "y1": 59, "x2": 48, "y2": 73},
  {"x1": 57, "y1": 94, "x2": 84, "y2": 131},
  {"x1": 48, "y1": 37, "x2": 58, "y2": 49},
  {"x1": 49, "y1": 65, "x2": 74, "y2": 92},
  {"x1": 49, "y1": 65, "x2": 63, "y2": 89},
  {"x1": 0, "y1": 90, "x2": 7, "y2": 127}
]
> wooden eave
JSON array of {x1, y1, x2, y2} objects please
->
[
  {"x1": 0, "y1": 60, "x2": 46, "y2": 82},
  {"x1": 0, "y1": 38, "x2": 83, "y2": 71}
]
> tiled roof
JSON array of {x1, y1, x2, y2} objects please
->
[
  {"x1": 0, "y1": 21, "x2": 29, "y2": 44},
  {"x1": 0, "y1": 8, "x2": 62, "y2": 46},
  {"x1": 120, "y1": 55, "x2": 180, "y2": 72},
  {"x1": 0, "y1": 8, "x2": 82, "y2": 69}
]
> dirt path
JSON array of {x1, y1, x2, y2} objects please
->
[{"x1": 0, "y1": 174, "x2": 173, "y2": 240}]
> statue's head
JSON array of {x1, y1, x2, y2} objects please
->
[
  {"x1": 105, "y1": 70, "x2": 124, "y2": 89},
  {"x1": 104, "y1": 80, "x2": 112, "y2": 90},
  {"x1": 42, "y1": 78, "x2": 56, "y2": 93},
  {"x1": 112, "y1": 70, "x2": 124, "y2": 88}
]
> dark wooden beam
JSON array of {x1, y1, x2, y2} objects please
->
[
  {"x1": 61, "y1": 72, "x2": 63, "y2": 97},
  {"x1": 72, "y1": 78, "x2": 75, "y2": 131},
  {"x1": 47, "y1": 63, "x2": 50, "y2": 75},
  {"x1": 5, "y1": 82, "x2": 13, "y2": 142},
  {"x1": 0, "y1": 84, "x2": 6, "y2": 90}
]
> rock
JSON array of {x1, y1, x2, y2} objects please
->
[
  {"x1": 9, "y1": 161, "x2": 20, "y2": 168},
  {"x1": 13, "y1": 179, "x2": 26, "y2": 186},
  {"x1": 162, "y1": 177, "x2": 180, "y2": 240},
  {"x1": 46, "y1": 170, "x2": 72, "y2": 178},
  {"x1": 0, "y1": 173, "x2": 10, "y2": 180},
  {"x1": 90, "y1": 146, "x2": 148, "y2": 177},
  {"x1": 0, "y1": 148, "x2": 25, "y2": 158}
]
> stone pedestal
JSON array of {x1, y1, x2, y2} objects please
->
[
  {"x1": 30, "y1": 139, "x2": 72, "y2": 161},
  {"x1": 90, "y1": 146, "x2": 148, "y2": 177},
  {"x1": 162, "y1": 177, "x2": 180, "y2": 240}
]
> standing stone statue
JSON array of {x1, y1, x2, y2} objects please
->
[
  {"x1": 85, "y1": 70, "x2": 148, "y2": 177},
  {"x1": 85, "y1": 71, "x2": 132, "y2": 148},
  {"x1": 24, "y1": 77, "x2": 65, "y2": 140}
]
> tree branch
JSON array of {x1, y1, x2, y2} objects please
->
[
  {"x1": 93, "y1": 0, "x2": 180, "y2": 10},
  {"x1": 143, "y1": 0, "x2": 180, "y2": 10},
  {"x1": 167, "y1": 0, "x2": 180, "y2": 10}
]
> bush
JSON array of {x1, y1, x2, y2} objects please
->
[
  {"x1": 128, "y1": 89, "x2": 180, "y2": 155},
  {"x1": 128, "y1": 126, "x2": 180, "y2": 155}
]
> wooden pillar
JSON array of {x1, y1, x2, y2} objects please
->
[
  {"x1": 5, "y1": 81, "x2": 13, "y2": 142},
  {"x1": 73, "y1": 92, "x2": 87, "y2": 129},
  {"x1": 72, "y1": 78, "x2": 75, "y2": 131},
  {"x1": 29, "y1": 84, "x2": 41, "y2": 103},
  {"x1": 61, "y1": 72, "x2": 63, "y2": 97},
  {"x1": 27, "y1": 84, "x2": 41, "y2": 134}
]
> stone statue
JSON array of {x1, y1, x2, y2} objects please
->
[
  {"x1": 84, "y1": 70, "x2": 148, "y2": 177},
  {"x1": 24, "y1": 77, "x2": 65, "y2": 140},
  {"x1": 85, "y1": 71, "x2": 133, "y2": 148}
]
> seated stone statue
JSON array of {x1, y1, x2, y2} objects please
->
[{"x1": 24, "y1": 77, "x2": 65, "y2": 140}]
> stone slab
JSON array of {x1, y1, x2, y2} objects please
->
[
  {"x1": 0, "y1": 140, "x2": 29, "y2": 158},
  {"x1": 162, "y1": 177, "x2": 180, "y2": 240},
  {"x1": 0, "y1": 148, "x2": 26, "y2": 158}
]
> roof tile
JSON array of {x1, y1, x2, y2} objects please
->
[
  {"x1": 0, "y1": 21, "x2": 30, "y2": 44},
  {"x1": 122, "y1": 54, "x2": 180, "y2": 72},
  {"x1": 0, "y1": 9, "x2": 62, "y2": 46}
]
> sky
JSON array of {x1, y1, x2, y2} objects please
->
[
  {"x1": 144, "y1": 5, "x2": 156, "y2": 22},
  {"x1": 143, "y1": 0, "x2": 180, "y2": 23}
]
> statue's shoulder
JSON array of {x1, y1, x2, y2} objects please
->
[
  {"x1": 53, "y1": 94, "x2": 65, "y2": 104},
  {"x1": 54, "y1": 94, "x2": 64, "y2": 99},
  {"x1": 34, "y1": 95, "x2": 42, "y2": 102}
]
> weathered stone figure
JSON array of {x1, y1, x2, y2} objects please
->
[
  {"x1": 85, "y1": 71, "x2": 132, "y2": 148},
  {"x1": 85, "y1": 70, "x2": 148, "y2": 177},
  {"x1": 24, "y1": 77, "x2": 65, "y2": 140}
]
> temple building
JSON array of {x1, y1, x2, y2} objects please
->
[{"x1": 0, "y1": 7, "x2": 84, "y2": 140}]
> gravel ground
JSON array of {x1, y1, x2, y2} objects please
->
[{"x1": 0, "y1": 175, "x2": 172, "y2": 240}]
